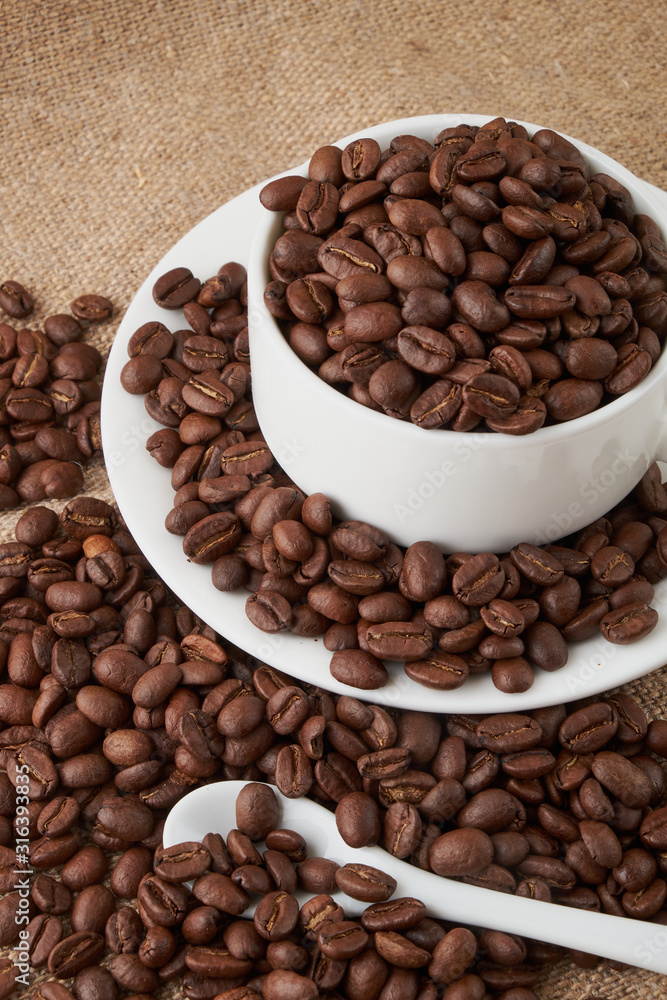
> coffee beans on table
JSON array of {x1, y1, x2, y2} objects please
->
[
  {"x1": 116, "y1": 782, "x2": 558, "y2": 1000},
  {"x1": 2, "y1": 494, "x2": 667, "y2": 993},
  {"x1": 260, "y1": 116, "x2": 667, "y2": 434},
  {"x1": 0, "y1": 280, "x2": 111, "y2": 509}
]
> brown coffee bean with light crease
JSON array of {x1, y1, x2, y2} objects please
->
[
  {"x1": 275, "y1": 744, "x2": 313, "y2": 798},
  {"x1": 246, "y1": 590, "x2": 293, "y2": 632},
  {"x1": 559, "y1": 703, "x2": 618, "y2": 753},
  {"x1": 365, "y1": 621, "x2": 432, "y2": 661},
  {"x1": 153, "y1": 268, "x2": 200, "y2": 309},
  {"x1": 70, "y1": 294, "x2": 113, "y2": 322},
  {"x1": 105, "y1": 906, "x2": 143, "y2": 954},
  {"x1": 48, "y1": 930, "x2": 106, "y2": 978},
  {"x1": 154, "y1": 841, "x2": 212, "y2": 882},
  {"x1": 600, "y1": 601, "x2": 658, "y2": 643},
  {"x1": 462, "y1": 372, "x2": 520, "y2": 419},
  {"x1": 396, "y1": 326, "x2": 455, "y2": 376},
  {"x1": 254, "y1": 890, "x2": 299, "y2": 941},
  {"x1": 316, "y1": 919, "x2": 368, "y2": 960},
  {"x1": 510, "y1": 544, "x2": 564, "y2": 586},
  {"x1": 334, "y1": 863, "x2": 396, "y2": 902},
  {"x1": 452, "y1": 553, "x2": 505, "y2": 606},
  {"x1": 0, "y1": 280, "x2": 33, "y2": 318},
  {"x1": 410, "y1": 380, "x2": 462, "y2": 428},
  {"x1": 29, "y1": 833, "x2": 77, "y2": 875},
  {"x1": 298, "y1": 894, "x2": 343, "y2": 943},
  {"x1": 476, "y1": 714, "x2": 542, "y2": 753},
  {"x1": 382, "y1": 802, "x2": 422, "y2": 859},
  {"x1": 26, "y1": 913, "x2": 63, "y2": 967}
]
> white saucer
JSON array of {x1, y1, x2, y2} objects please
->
[{"x1": 101, "y1": 173, "x2": 667, "y2": 713}]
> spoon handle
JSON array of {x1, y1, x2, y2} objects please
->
[{"x1": 164, "y1": 780, "x2": 667, "y2": 976}]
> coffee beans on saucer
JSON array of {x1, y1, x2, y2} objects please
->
[{"x1": 123, "y1": 261, "x2": 665, "y2": 693}]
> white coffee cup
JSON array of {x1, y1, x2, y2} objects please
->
[{"x1": 247, "y1": 114, "x2": 667, "y2": 552}]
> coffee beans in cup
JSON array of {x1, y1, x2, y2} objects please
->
[{"x1": 260, "y1": 117, "x2": 667, "y2": 434}]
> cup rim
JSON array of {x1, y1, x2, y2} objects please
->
[{"x1": 248, "y1": 113, "x2": 667, "y2": 451}]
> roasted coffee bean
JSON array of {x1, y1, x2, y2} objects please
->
[
  {"x1": 559, "y1": 703, "x2": 618, "y2": 754},
  {"x1": 105, "y1": 906, "x2": 143, "y2": 954},
  {"x1": 334, "y1": 863, "x2": 397, "y2": 902},
  {"x1": 452, "y1": 553, "x2": 505, "y2": 606},
  {"x1": 254, "y1": 890, "x2": 299, "y2": 940},
  {"x1": 335, "y1": 791, "x2": 381, "y2": 847},
  {"x1": 96, "y1": 797, "x2": 155, "y2": 841},
  {"x1": 430, "y1": 828, "x2": 494, "y2": 876},
  {"x1": 236, "y1": 781, "x2": 279, "y2": 840},
  {"x1": 0, "y1": 280, "x2": 34, "y2": 318},
  {"x1": 476, "y1": 715, "x2": 542, "y2": 753},
  {"x1": 26, "y1": 913, "x2": 63, "y2": 967},
  {"x1": 154, "y1": 841, "x2": 212, "y2": 882},
  {"x1": 153, "y1": 268, "x2": 201, "y2": 309},
  {"x1": 48, "y1": 930, "x2": 106, "y2": 978},
  {"x1": 317, "y1": 919, "x2": 368, "y2": 960},
  {"x1": 70, "y1": 884, "x2": 116, "y2": 934},
  {"x1": 384, "y1": 802, "x2": 422, "y2": 858},
  {"x1": 192, "y1": 872, "x2": 249, "y2": 916},
  {"x1": 600, "y1": 601, "x2": 658, "y2": 643},
  {"x1": 428, "y1": 926, "x2": 478, "y2": 984},
  {"x1": 330, "y1": 648, "x2": 388, "y2": 689},
  {"x1": 296, "y1": 857, "x2": 341, "y2": 895},
  {"x1": 60, "y1": 844, "x2": 109, "y2": 890},
  {"x1": 70, "y1": 294, "x2": 113, "y2": 322}
]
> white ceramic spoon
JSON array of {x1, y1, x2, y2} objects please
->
[{"x1": 163, "y1": 779, "x2": 667, "y2": 976}]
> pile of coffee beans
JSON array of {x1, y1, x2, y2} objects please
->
[
  {"x1": 120, "y1": 259, "x2": 666, "y2": 693},
  {"x1": 237, "y1": 470, "x2": 665, "y2": 694},
  {"x1": 1, "y1": 497, "x2": 666, "y2": 996},
  {"x1": 122, "y1": 779, "x2": 560, "y2": 1000},
  {"x1": 330, "y1": 694, "x2": 667, "y2": 924},
  {"x1": 0, "y1": 281, "x2": 112, "y2": 509},
  {"x1": 260, "y1": 117, "x2": 667, "y2": 433}
]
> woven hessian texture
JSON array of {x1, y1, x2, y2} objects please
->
[{"x1": 2, "y1": 0, "x2": 667, "y2": 996}]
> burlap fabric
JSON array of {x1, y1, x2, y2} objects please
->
[{"x1": 2, "y1": 0, "x2": 667, "y2": 996}]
